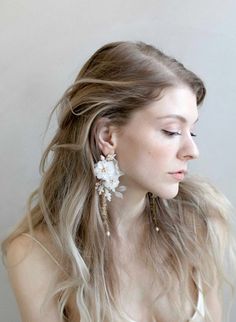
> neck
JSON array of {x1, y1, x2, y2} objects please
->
[{"x1": 107, "y1": 187, "x2": 148, "y2": 241}]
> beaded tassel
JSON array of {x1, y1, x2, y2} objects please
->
[
  {"x1": 100, "y1": 193, "x2": 111, "y2": 237},
  {"x1": 149, "y1": 193, "x2": 160, "y2": 232}
]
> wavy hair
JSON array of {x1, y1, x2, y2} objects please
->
[{"x1": 2, "y1": 41, "x2": 236, "y2": 322}]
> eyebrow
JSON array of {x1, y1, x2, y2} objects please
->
[{"x1": 156, "y1": 114, "x2": 199, "y2": 124}]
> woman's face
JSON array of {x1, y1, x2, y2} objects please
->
[{"x1": 115, "y1": 86, "x2": 199, "y2": 199}]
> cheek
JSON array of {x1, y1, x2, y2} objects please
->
[
  {"x1": 115, "y1": 134, "x2": 146, "y2": 173},
  {"x1": 142, "y1": 148, "x2": 171, "y2": 177},
  {"x1": 151, "y1": 144, "x2": 174, "y2": 163},
  {"x1": 116, "y1": 134, "x2": 173, "y2": 175}
]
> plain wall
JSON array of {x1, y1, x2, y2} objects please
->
[{"x1": 1, "y1": 0, "x2": 236, "y2": 320}]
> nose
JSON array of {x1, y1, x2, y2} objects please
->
[{"x1": 177, "y1": 135, "x2": 199, "y2": 161}]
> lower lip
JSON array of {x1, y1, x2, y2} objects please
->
[{"x1": 169, "y1": 172, "x2": 185, "y2": 180}]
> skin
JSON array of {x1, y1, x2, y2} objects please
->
[
  {"x1": 95, "y1": 85, "x2": 208, "y2": 320},
  {"x1": 6, "y1": 85, "x2": 222, "y2": 322},
  {"x1": 97, "y1": 86, "x2": 199, "y2": 239}
]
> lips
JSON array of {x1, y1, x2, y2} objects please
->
[
  {"x1": 169, "y1": 169, "x2": 187, "y2": 175},
  {"x1": 168, "y1": 170, "x2": 187, "y2": 181}
]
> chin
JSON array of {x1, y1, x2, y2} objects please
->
[{"x1": 154, "y1": 184, "x2": 179, "y2": 199}]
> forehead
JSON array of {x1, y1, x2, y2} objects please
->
[{"x1": 134, "y1": 86, "x2": 198, "y2": 124}]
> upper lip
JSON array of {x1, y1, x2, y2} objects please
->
[{"x1": 169, "y1": 169, "x2": 188, "y2": 174}]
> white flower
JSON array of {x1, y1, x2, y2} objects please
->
[
  {"x1": 94, "y1": 159, "x2": 118, "y2": 180},
  {"x1": 94, "y1": 154, "x2": 126, "y2": 201},
  {"x1": 103, "y1": 177, "x2": 120, "y2": 191}
]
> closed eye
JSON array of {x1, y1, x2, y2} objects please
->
[{"x1": 162, "y1": 130, "x2": 197, "y2": 137}]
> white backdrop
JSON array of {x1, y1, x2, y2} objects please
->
[{"x1": 1, "y1": 0, "x2": 236, "y2": 320}]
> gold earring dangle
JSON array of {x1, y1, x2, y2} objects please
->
[
  {"x1": 100, "y1": 193, "x2": 111, "y2": 237},
  {"x1": 149, "y1": 193, "x2": 160, "y2": 232}
]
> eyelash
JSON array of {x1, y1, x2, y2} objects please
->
[{"x1": 162, "y1": 130, "x2": 197, "y2": 137}]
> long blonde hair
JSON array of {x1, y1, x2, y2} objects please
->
[{"x1": 2, "y1": 41, "x2": 236, "y2": 322}]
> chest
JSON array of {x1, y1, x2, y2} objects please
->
[
  {"x1": 66, "y1": 253, "x2": 198, "y2": 322},
  {"x1": 114, "y1": 249, "x2": 198, "y2": 322}
]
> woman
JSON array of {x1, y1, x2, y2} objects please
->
[{"x1": 1, "y1": 41, "x2": 236, "y2": 322}]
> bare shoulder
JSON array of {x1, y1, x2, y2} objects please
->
[
  {"x1": 6, "y1": 225, "x2": 59, "y2": 267},
  {"x1": 5, "y1": 228, "x2": 64, "y2": 322}
]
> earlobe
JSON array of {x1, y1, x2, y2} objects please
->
[{"x1": 94, "y1": 117, "x2": 117, "y2": 155}]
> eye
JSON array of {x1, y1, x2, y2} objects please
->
[
  {"x1": 162, "y1": 130, "x2": 197, "y2": 137},
  {"x1": 162, "y1": 130, "x2": 181, "y2": 136}
]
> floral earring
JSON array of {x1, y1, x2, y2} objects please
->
[
  {"x1": 94, "y1": 153, "x2": 126, "y2": 201},
  {"x1": 94, "y1": 153, "x2": 126, "y2": 236}
]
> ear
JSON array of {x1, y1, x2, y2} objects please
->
[{"x1": 94, "y1": 117, "x2": 118, "y2": 155}]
